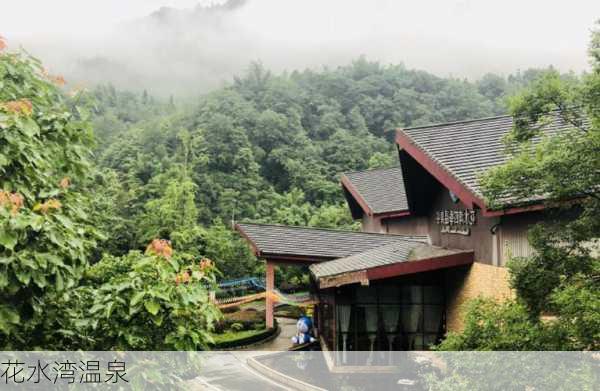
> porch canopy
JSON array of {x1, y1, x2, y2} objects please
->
[
  {"x1": 310, "y1": 242, "x2": 474, "y2": 289},
  {"x1": 234, "y1": 222, "x2": 429, "y2": 328}
]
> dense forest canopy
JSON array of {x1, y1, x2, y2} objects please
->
[{"x1": 89, "y1": 58, "x2": 552, "y2": 267}]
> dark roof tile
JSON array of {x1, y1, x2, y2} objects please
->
[
  {"x1": 236, "y1": 223, "x2": 428, "y2": 260},
  {"x1": 309, "y1": 242, "x2": 471, "y2": 278},
  {"x1": 342, "y1": 166, "x2": 409, "y2": 215},
  {"x1": 400, "y1": 113, "x2": 579, "y2": 199}
]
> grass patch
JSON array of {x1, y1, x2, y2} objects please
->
[
  {"x1": 275, "y1": 304, "x2": 305, "y2": 319},
  {"x1": 210, "y1": 328, "x2": 266, "y2": 345}
]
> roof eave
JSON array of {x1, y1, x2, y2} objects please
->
[
  {"x1": 482, "y1": 202, "x2": 547, "y2": 217},
  {"x1": 256, "y1": 253, "x2": 337, "y2": 264},
  {"x1": 234, "y1": 223, "x2": 262, "y2": 257},
  {"x1": 374, "y1": 210, "x2": 411, "y2": 219},
  {"x1": 315, "y1": 250, "x2": 474, "y2": 289}
]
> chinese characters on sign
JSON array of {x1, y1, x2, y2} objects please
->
[
  {"x1": 0, "y1": 359, "x2": 128, "y2": 385},
  {"x1": 435, "y1": 209, "x2": 476, "y2": 236}
]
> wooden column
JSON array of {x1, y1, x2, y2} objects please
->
[{"x1": 265, "y1": 260, "x2": 275, "y2": 329}]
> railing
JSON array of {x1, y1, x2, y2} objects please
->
[{"x1": 213, "y1": 276, "x2": 313, "y2": 308}]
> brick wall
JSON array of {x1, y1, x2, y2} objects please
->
[{"x1": 444, "y1": 263, "x2": 514, "y2": 332}]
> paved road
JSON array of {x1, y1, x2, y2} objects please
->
[
  {"x1": 190, "y1": 352, "x2": 290, "y2": 391},
  {"x1": 190, "y1": 318, "x2": 296, "y2": 391},
  {"x1": 191, "y1": 317, "x2": 299, "y2": 390}
]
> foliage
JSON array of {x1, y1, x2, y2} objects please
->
[
  {"x1": 85, "y1": 247, "x2": 220, "y2": 350},
  {"x1": 443, "y1": 21, "x2": 600, "y2": 351},
  {"x1": 84, "y1": 54, "x2": 552, "y2": 282},
  {"x1": 0, "y1": 49, "x2": 101, "y2": 348},
  {"x1": 437, "y1": 298, "x2": 564, "y2": 351},
  {"x1": 201, "y1": 218, "x2": 258, "y2": 279}
]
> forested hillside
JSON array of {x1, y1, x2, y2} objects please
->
[
  {"x1": 87, "y1": 58, "x2": 549, "y2": 279},
  {"x1": 0, "y1": 35, "x2": 587, "y2": 350}
]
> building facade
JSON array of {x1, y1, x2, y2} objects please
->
[{"x1": 236, "y1": 113, "x2": 575, "y2": 358}]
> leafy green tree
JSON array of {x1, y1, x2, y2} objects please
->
[
  {"x1": 0, "y1": 49, "x2": 101, "y2": 348},
  {"x1": 142, "y1": 177, "x2": 198, "y2": 241},
  {"x1": 439, "y1": 298, "x2": 564, "y2": 351},
  {"x1": 201, "y1": 219, "x2": 258, "y2": 279},
  {"x1": 368, "y1": 152, "x2": 395, "y2": 169},
  {"x1": 440, "y1": 22, "x2": 600, "y2": 351},
  {"x1": 308, "y1": 203, "x2": 359, "y2": 230}
]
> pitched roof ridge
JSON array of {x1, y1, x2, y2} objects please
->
[
  {"x1": 236, "y1": 221, "x2": 427, "y2": 240},
  {"x1": 402, "y1": 113, "x2": 511, "y2": 131},
  {"x1": 343, "y1": 165, "x2": 402, "y2": 176}
]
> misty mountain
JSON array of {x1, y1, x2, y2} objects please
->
[{"x1": 18, "y1": 0, "x2": 591, "y2": 97}]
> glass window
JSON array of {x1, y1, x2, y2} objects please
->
[
  {"x1": 335, "y1": 280, "x2": 445, "y2": 363},
  {"x1": 401, "y1": 285, "x2": 423, "y2": 304},
  {"x1": 424, "y1": 285, "x2": 443, "y2": 304}
]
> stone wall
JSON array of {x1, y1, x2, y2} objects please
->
[{"x1": 444, "y1": 263, "x2": 513, "y2": 332}]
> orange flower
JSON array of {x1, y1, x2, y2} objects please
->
[
  {"x1": 2, "y1": 99, "x2": 33, "y2": 116},
  {"x1": 0, "y1": 36, "x2": 6, "y2": 51},
  {"x1": 59, "y1": 177, "x2": 71, "y2": 189},
  {"x1": 199, "y1": 258, "x2": 213, "y2": 271},
  {"x1": 175, "y1": 271, "x2": 191, "y2": 285},
  {"x1": 0, "y1": 190, "x2": 23, "y2": 215},
  {"x1": 181, "y1": 271, "x2": 190, "y2": 283},
  {"x1": 146, "y1": 239, "x2": 173, "y2": 259},
  {"x1": 9, "y1": 193, "x2": 23, "y2": 215}
]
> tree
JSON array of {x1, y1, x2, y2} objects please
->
[
  {"x1": 0, "y1": 49, "x2": 101, "y2": 348},
  {"x1": 201, "y1": 219, "x2": 258, "y2": 279},
  {"x1": 139, "y1": 175, "x2": 202, "y2": 253},
  {"x1": 440, "y1": 22, "x2": 600, "y2": 351}
]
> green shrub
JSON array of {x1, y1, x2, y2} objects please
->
[{"x1": 85, "y1": 245, "x2": 221, "y2": 350}]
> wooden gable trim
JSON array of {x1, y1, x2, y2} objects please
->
[
  {"x1": 341, "y1": 174, "x2": 375, "y2": 216},
  {"x1": 482, "y1": 203, "x2": 547, "y2": 217},
  {"x1": 234, "y1": 223, "x2": 262, "y2": 256},
  {"x1": 396, "y1": 129, "x2": 485, "y2": 210},
  {"x1": 341, "y1": 174, "x2": 410, "y2": 218},
  {"x1": 366, "y1": 251, "x2": 474, "y2": 281},
  {"x1": 377, "y1": 210, "x2": 411, "y2": 219},
  {"x1": 396, "y1": 129, "x2": 550, "y2": 216}
]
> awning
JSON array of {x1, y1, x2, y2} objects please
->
[{"x1": 309, "y1": 242, "x2": 473, "y2": 289}]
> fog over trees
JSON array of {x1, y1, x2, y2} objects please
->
[{"x1": 3, "y1": 0, "x2": 599, "y2": 95}]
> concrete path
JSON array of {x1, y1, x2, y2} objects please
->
[
  {"x1": 254, "y1": 317, "x2": 297, "y2": 351},
  {"x1": 191, "y1": 352, "x2": 291, "y2": 391}
]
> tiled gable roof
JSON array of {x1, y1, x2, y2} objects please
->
[
  {"x1": 399, "y1": 113, "x2": 578, "y2": 200},
  {"x1": 235, "y1": 223, "x2": 428, "y2": 260},
  {"x1": 342, "y1": 166, "x2": 409, "y2": 215}
]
